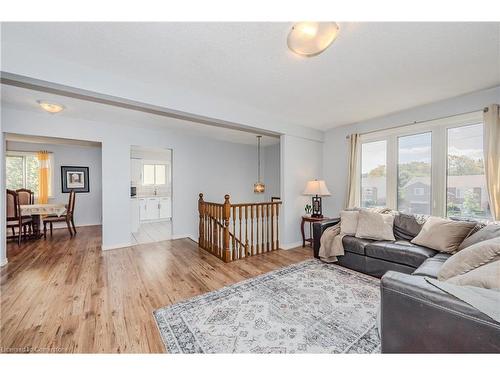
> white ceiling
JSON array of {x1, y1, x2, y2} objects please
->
[
  {"x1": 2, "y1": 22, "x2": 500, "y2": 130},
  {"x1": 1, "y1": 84, "x2": 280, "y2": 146}
]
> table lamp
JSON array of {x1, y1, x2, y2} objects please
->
[{"x1": 303, "y1": 179, "x2": 331, "y2": 218}]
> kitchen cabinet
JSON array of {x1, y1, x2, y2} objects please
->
[
  {"x1": 130, "y1": 199, "x2": 140, "y2": 232},
  {"x1": 139, "y1": 198, "x2": 147, "y2": 220},
  {"x1": 159, "y1": 197, "x2": 171, "y2": 219},
  {"x1": 146, "y1": 198, "x2": 160, "y2": 220},
  {"x1": 131, "y1": 158, "x2": 142, "y2": 185}
]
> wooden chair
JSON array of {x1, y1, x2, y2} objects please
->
[
  {"x1": 43, "y1": 190, "x2": 76, "y2": 238},
  {"x1": 16, "y1": 188, "x2": 37, "y2": 233},
  {"x1": 6, "y1": 189, "x2": 33, "y2": 245}
]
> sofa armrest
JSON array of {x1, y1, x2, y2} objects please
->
[
  {"x1": 312, "y1": 218, "x2": 340, "y2": 258},
  {"x1": 380, "y1": 271, "x2": 500, "y2": 353}
]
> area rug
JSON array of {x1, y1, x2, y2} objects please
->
[{"x1": 153, "y1": 259, "x2": 380, "y2": 353}]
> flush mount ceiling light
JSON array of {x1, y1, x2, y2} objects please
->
[
  {"x1": 287, "y1": 22, "x2": 339, "y2": 57},
  {"x1": 37, "y1": 100, "x2": 65, "y2": 114}
]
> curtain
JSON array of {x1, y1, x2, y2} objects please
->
[
  {"x1": 37, "y1": 151, "x2": 50, "y2": 204},
  {"x1": 483, "y1": 104, "x2": 500, "y2": 220},
  {"x1": 345, "y1": 133, "x2": 361, "y2": 208}
]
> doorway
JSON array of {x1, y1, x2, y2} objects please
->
[{"x1": 130, "y1": 146, "x2": 172, "y2": 245}]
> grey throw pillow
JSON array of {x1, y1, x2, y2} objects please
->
[
  {"x1": 393, "y1": 213, "x2": 423, "y2": 241},
  {"x1": 458, "y1": 224, "x2": 500, "y2": 251},
  {"x1": 447, "y1": 260, "x2": 500, "y2": 289}
]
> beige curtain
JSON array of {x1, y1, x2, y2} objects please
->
[
  {"x1": 483, "y1": 104, "x2": 500, "y2": 220},
  {"x1": 345, "y1": 133, "x2": 361, "y2": 208}
]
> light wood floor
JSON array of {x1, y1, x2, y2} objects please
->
[{"x1": 1, "y1": 226, "x2": 312, "y2": 353}]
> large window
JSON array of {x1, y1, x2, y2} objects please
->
[
  {"x1": 6, "y1": 152, "x2": 53, "y2": 196},
  {"x1": 361, "y1": 140, "x2": 387, "y2": 208},
  {"x1": 397, "y1": 132, "x2": 432, "y2": 215},
  {"x1": 447, "y1": 124, "x2": 490, "y2": 219},
  {"x1": 359, "y1": 112, "x2": 491, "y2": 220}
]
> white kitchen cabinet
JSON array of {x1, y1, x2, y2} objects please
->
[
  {"x1": 130, "y1": 199, "x2": 140, "y2": 233},
  {"x1": 131, "y1": 158, "x2": 142, "y2": 184},
  {"x1": 146, "y1": 198, "x2": 160, "y2": 220},
  {"x1": 139, "y1": 198, "x2": 147, "y2": 220},
  {"x1": 159, "y1": 197, "x2": 171, "y2": 219}
]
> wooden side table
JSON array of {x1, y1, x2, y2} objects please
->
[{"x1": 301, "y1": 215, "x2": 330, "y2": 247}]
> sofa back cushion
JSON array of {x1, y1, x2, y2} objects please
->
[
  {"x1": 355, "y1": 210, "x2": 395, "y2": 241},
  {"x1": 446, "y1": 260, "x2": 500, "y2": 289},
  {"x1": 393, "y1": 213, "x2": 424, "y2": 241},
  {"x1": 340, "y1": 210, "x2": 359, "y2": 236},
  {"x1": 437, "y1": 236, "x2": 500, "y2": 280},
  {"x1": 411, "y1": 216, "x2": 476, "y2": 253},
  {"x1": 458, "y1": 224, "x2": 500, "y2": 251}
]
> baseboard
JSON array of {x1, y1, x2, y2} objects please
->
[
  {"x1": 0, "y1": 258, "x2": 7, "y2": 267},
  {"x1": 51, "y1": 222, "x2": 101, "y2": 229},
  {"x1": 280, "y1": 241, "x2": 303, "y2": 250},
  {"x1": 171, "y1": 233, "x2": 194, "y2": 240},
  {"x1": 102, "y1": 242, "x2": 132, "y2": 251}
]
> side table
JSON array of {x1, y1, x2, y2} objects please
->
[{"x1": 301, "y1": 215, "x2": 330, "y2": 247}]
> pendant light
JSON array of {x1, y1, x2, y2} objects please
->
[{"x1": 254, "y1": 136, "x2": 265, "y2": 193}]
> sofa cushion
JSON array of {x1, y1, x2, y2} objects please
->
[
  {"x1": 412, "y1": 254, "x2": 451, "y2": 278},
  {"x1": 365, "y1": 240, "x2": 438, "y2": 268},
  {"x1": 340, "y1": 210, "x2": 359, "y2": 236},
  {"x1": 411, "y1": 216, "x2": 476, "y2": 253},
  {"x1": 458, "y1": 224, "x2": 500, "y2": 251},
  {"x1": 447, "y1": 260, "x2": 500, "y2": 289},
  {"x1": 342, "y1": 235, "x2": 374, "y2": 255},
  {"x1": 393, "y1": 213, "x2": 423, "y2": 241},
  {"x1": 355, "y1": 210, "x2": 395, "y2": 241}
]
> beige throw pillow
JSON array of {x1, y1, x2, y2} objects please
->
[
  {"x1": 340, "y1": 211, "x2": 359, "y2": 236},
  {"x1": 411, "y1": 217, "x2": 476, "y2": 253},
  {"x1": 437, "y1": 237, "x2": 500, "y2": 280},
  {"x1": 355, "y1": 210, "x2": 395, "y2": 241},
  {"x1": 447, "y1": 260, "x2": 500, "y2": 289}
]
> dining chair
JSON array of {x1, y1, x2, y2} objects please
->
[
  {"x1": 43, "y1": 190, "x2": 76, "y2": 238},
  {"x1": 6, "y1": 189, "x2": 33, "y2": 245},
  {"x1": 16, "y1": 188, "x2": 37, "y2": 233}
]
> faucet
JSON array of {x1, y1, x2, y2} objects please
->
[{"x1": 154, "y1": 187, "x2": 157, "y2": 196}]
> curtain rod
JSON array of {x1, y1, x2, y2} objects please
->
[{"x1": 345, "y1": 107, "x2": 487, "y2": 139}]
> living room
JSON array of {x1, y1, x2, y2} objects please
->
[{"x1": 1, "y1": 1, "x2": 499, "y2": 374}]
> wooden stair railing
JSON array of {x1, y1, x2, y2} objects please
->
[{"x1": 198, "y1": 193, "x2": 282, "y2": 262}]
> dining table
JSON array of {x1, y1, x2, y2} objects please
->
[{"x1": 20, "y1": 203, "x2": 67, "y2": 238}]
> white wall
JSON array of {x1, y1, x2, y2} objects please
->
[
  {"x1": 322, "y1": 86, "x2": 500, "y2": 217},
  {"x1": 281, "y1": 135, "x2": 323, "y2": 248},
  {"x1": 261, "y1": 143, "x2": 280, "y2": 201},
  {"x1": 6, "y1": 141, "x2": 102, "y2": 226},
  {"x1": 1, "y1": 106, "x2": 279, "y2": 252}
]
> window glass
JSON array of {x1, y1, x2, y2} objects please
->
[
  {"x1": 447, "y1": 124, "x2": 491, "y2": 220},
  {"x1": 155, "y1": 165, "x2": 166, "y2": 185},
  {"x1": 25, "y1": 155, "x2": 40, "y2": 194},
  {"x1": 143, "y1": 164, "x2": 155, "y2": 185},
  {"x1": 6, "y1": 156, "x2": 24, "y2": 190},
  {"x1": 397, "y1": 132, "x2": 432, "y2": 215},
  {"x1": 361, "y1": 140, "x2": 387, "y2": 208}
]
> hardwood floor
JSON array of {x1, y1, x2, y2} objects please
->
[{"x1": 1, "y1": 226, "x2": 312, "y2": 353}]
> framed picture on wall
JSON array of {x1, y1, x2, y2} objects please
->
[{"x1": 61, "y1": 166, "x2": 90, "y2": 193}]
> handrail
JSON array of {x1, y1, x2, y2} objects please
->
[{"x1": 198, "y1": 193, "x2": 281, "y2": 262}]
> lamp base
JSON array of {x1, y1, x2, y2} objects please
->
[
  {"x1": 311, "y1": 213, "x2": 324, "y2": 219},
  {"x1": 311, "y1": 195, "x2": 323, "y2": 218}
]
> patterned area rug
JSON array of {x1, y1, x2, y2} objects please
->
[{"x1": 154, "y1": 259, "x2": 381, "y2": 353}]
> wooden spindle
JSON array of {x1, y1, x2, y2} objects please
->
[
  {"x1": 232, "y1": 205, "x2": 237, "y2": 259},
  {"x1": 266, "y1": 204, "x2": 270, "y2": 252},
  {"x1": 250, "y1": 205, "x2": 255, "y2": 255},
  {"x1": 239, "y1": 206, "x2": 243, "y2": 259},
  {"x1": 276, "y1": 203, "x2": 280, "y2": 250},
  {"x1": 198, "y1": 193, "x2": 204, "y2": 248},
  {"x1": 223, "y1": 195, "x2": 231, "y2": 262},
  {"x1": 271, "y1": 203, "x2": 275, "y2": 250}
]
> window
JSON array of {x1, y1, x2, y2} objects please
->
[
  {"x1": 361, "y1": 140, "x2": 387, "y2": 208},
  {"x1": 447, "y1": 124, "x2": 491, "y2": 220},
  {"x1": 143, "y1": 164, "x2": 167, "y2": 185},
  {"x1": 358, "y1": 111, "x2": 491, "y2": 220},
  {"x1": 6, "y1": 152, "x2": 53, "y2": 196},
  {"x1": 397, "y1": 132, "x2": 432, "y2": 215}
]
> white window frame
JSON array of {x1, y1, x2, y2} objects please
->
[
  {"x1": 360, "y1": 111, "x2": 483, "y2": 218},
  {"x1": 5, "y1": 150, "x2": 55, "y2": 198},
  {"x1": 142, "y1": 163, "x2": 169, "y2": 186}
]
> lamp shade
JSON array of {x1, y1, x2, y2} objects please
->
[{"x1": 303, "y1": 180, "x2": 331, "y2": 196}]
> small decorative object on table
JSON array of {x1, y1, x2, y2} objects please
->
[
  {"x1": 303, "y1": 179, "x2": 331, "y2": 218},
  {"x1": 305, "y1": 204, "x2": 312, "y2": 214},
  {"x1": 61, "y1": 166, "x2": 90, "y2": 193},
  {"x1": 301, "y1": 215, "x2": 330, "y2": 248}
]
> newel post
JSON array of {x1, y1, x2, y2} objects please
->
[
  {"x1": 223, "y1": 194, "x2": 231, "y2": 262},
  {"x1": 198, "y1": 193, "x2": 204, "y2": 248}
]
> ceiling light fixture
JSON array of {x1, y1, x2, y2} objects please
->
[
  {"x1": 287, "y1": 22, "x2": 339, "y2": 57},
  {"x1": 37, "y1": 100, "x2": 65, "y2": 114}
]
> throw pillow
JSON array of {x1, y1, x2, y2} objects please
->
[
  {"x1": 340, "y1": 210, "x2": 359, "y2": 235},
  {"x1": 437, "y1": 237, "x2": 500, "y2": 280},
  {"x1": 458, "y1": 224, "x2": 500, "y2": 251},
  {"x1": 355, "y1": 209, "x2": 395, "y2": 241},
  {"x1": 393, "y1": 213, "x2": 424, "y2": 241},
  {"x1": 447, "y1": 260, "x2": 500, "y2": 289},
  {"x1": 411, "y1": 216, "x2": 476, "y2": 253}
]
